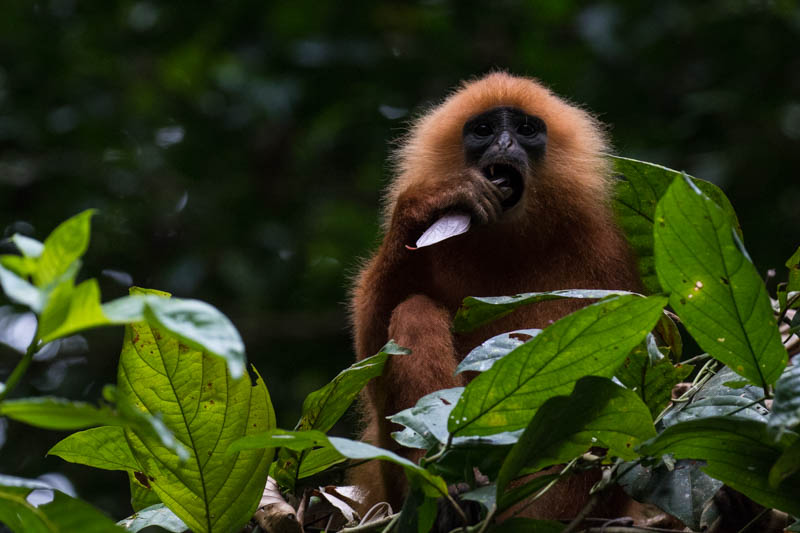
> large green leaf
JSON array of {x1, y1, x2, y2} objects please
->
[
  {"x1": 34, "y1": 209, "x2": 95, "y2": 287},
  {"x1": 0, "y1": 475, "x2": 125, "y2": 533},
  {"x1": 453, "y1": 289, "x2": 633, "y2": 333},
  {"x1": 448, "y1": 294, "x2": 666, "y2": 436},
  {"x1": 654, "y1": 175, "x2": 787, "y2": 387},
  {"x1": 638, "y1": 417, "x2": 800, "y2": 515},
  {"x1": 230, "y1": 429, "x2": 449, "y2": 498},
  {"x1": 496, "y1": 376, "x2": 655, "y2": 494},
  {"x1": 118, "y1": 319, "x2": 274, "y2": 533},
  {"x1": 611, "y1": 156, "x2": 739, "y2": 294}
]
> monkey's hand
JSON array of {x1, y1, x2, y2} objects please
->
[{"x1": 392, "y1": 169, "x2": 506, "y2": 243}]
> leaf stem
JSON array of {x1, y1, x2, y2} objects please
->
[{"x1": 0, "y1": 334, "x2": 39, "y2": 401}]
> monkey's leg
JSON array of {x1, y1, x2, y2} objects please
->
[{"x1": 355, "y1": 294, "x2": 464, "y2": 510}]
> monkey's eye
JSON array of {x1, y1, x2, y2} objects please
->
[
  {"x1": 517, "y1": 123, "x2": 536, "y2": 136},
  {"x1": 473, "y1": 123, "x2": 493, "y2": 137}
]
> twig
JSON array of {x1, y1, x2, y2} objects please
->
[
  {"x1": 679, "y1": 353, "x2": 711, "y2": 366},
  {"x1": 339, "y1": 515, "x2": 394, "y2": 533},
  {"x1": 444, "y1": 492, "x2": 470, "y2": 530}
]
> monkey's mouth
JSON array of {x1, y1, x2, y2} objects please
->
[{"x1": 483, "y1": 163, "x2": 524, "y2": 209}]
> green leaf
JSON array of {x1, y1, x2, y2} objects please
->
[
  {"x1": 453, "y1": 289, "x2": 634, "y2": 333},
  {"x1": 654, "y1": 175, "x2": 787, "y2": 387},
  {"x1": 664, "y1": 366, "x2": 768, "y2": 427},
  {"x1": 118, "y1": 320, "x2": 274, "y2": 533},
  {"x1": 297, "y1": 447, "x2": 346, "y2": 479},
  {"x1": 769, "y1": 364, "x2": 800, "y2": 439},
  {"x1": 618, "y1": 459, "x2": 723, "y2": 530},
  {"x1": 616, "y1": 344, "x2": 693, "y2": 417},
  {"x1": 770, "y1": 439, "x2": 800, "y2": 489},
  {"x1": 496, "y1": 376, "x2": 655, "y2": 494},
  {"x1": 0, "y1": 475, "x2": 125, "y2": 533},
  {"x1": 787, "y1": 246, "x2": 800, "y2": 292},
  {"x1": 390, "y1": 387, "x2": 464, "y2": 449},
  {"x1": 611, "y1": 156, "x2": 740, "y2": 294},
  {"x1": 456, "y1": 329, "x2": 541, "y2": 374},
  {"x1": 101, "y1": 294, "x2": 147, "y2": 322},
  {"x1": 0, "y1": 263, "x2": 44, "y2": 312},
  {"x1": 231, "y1": 430, "x2": 449, "y2": 498},
  {"x1": 35, "y1": 209, "x2": 95, "y2": 287},
  {"x1": 49, "y1": 426, "x2": 139, "y2": 472},
  {"x1": 233, "y1": 428, "x2": 330, "y2": 452},
  {"x1": 638, "y1": 417, "x2": 800, "y2": 515},
  {"x1": 38, "y1": 279, "x2": 111, "y2": 343},
  {"x1": 299, "y1": 341, "x2": 406, "y2": 432},
  {"x1": 655, "y1": 312, "x2": 683, "y2": 359},
  {"x1": 449, "y1": 294, "x2": 666, "y2": 436},
  {"x1": 143, "y1": 295, "x2": 246, "y2": 379},
  {"x1": 0, "y1": 397, "x2": 120, "y2": 430},
  {"x1": 117, "y1": 504, "x2": 188, "y2": 533}
]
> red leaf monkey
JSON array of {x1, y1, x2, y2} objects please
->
[{"x1": 349, "y1": 73, "x2": 641, "y2": 516}]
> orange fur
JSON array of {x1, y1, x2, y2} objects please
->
[{"x1": 349, "y1": 72, "x2": 641, "y2": 513}]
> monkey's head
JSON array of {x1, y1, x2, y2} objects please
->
[
  {"x1": 462, "y1": 105, "x2": 546, "y2": 210},
  {"x1": 388, "y1": 72, "x2": 612, "y2": 231}
]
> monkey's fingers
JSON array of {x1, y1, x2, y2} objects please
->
[{"x1": 474, "y1": 178, "x2": 504, "y2": 223}]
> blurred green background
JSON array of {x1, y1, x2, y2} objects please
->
[{"x1": 0, "y1": 0, "x2": 798, "y2": 520}]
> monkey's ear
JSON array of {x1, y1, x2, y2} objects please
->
[{"x1": 411, "y1": 212, "x2": 471, "y2": 249}]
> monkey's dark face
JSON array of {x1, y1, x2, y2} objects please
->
[{"x1": 462, "y1": 106, "x2": 547, "y2": 209}]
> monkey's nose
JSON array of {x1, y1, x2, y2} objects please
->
[{"x1": 496, "y1": 131, "x2": 513, "y2": 150}]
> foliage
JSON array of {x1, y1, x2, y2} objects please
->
[{"x1": 0, "y1": 155, "x2": 798, "y2": 532}]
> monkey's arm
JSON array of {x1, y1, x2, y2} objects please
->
[{"x1": 353, "y1": 170, "x2": 505, "y2": 360}]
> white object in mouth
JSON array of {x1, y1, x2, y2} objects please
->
[{"x1": 414, "y1": 212, "x2": 471, "y2": 248}]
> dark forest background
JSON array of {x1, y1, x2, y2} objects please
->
[{"x1": 0, "y1": 0, "x2": 798, "y2": 520}]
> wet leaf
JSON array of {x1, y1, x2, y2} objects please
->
[
  {"x1": 454, "y1": 289, "x2": 635, "y2": 333},
  {"x1": 654, "y1": 175, "x2": 787, "y2": 387},
  {"x1": 449, "y1": 294, "x2": 666, "y2": 436}
]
